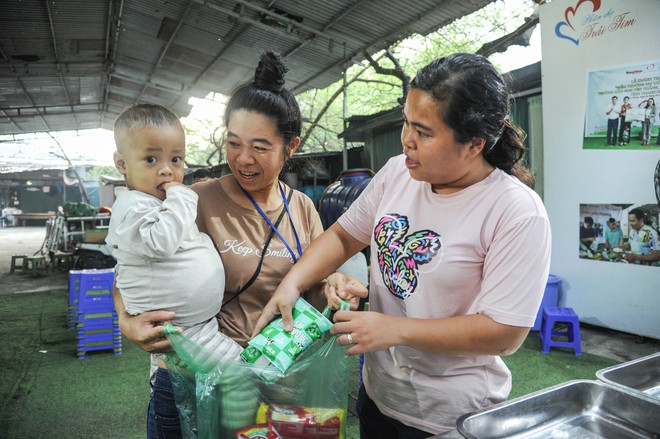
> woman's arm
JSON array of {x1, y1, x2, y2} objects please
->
[
  {"x1": 333, "y1": 212, "x2": 549, "y2": 359},
  {"x1": 252, "y1": 222, "x2": 368, "y2": 336},
  {"x1": 331, "y1": 310, "x2": 529, "y2": 357},
  {"x1": 113, "y1": 280, "x2": 179, "y2": 353}
]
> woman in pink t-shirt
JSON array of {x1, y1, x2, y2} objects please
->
[{"x1": 256, "y1": 53, "x2": 551, "y2": 437}]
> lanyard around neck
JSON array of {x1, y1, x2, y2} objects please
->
[{"x1": 239, "y1": 182, "x2": 303, "y2": 263}]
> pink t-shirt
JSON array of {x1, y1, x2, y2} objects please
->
[{"x1": 338, "y1": 154, "x2": 551, "y2": 434}]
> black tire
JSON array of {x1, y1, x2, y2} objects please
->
[
  {"x1": 105, "y1": 256, "x2": 117, "y2": 268},
  {"x1": 75, "y1": 251, "x2": 111, "y2": 269}
]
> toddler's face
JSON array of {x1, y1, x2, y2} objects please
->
[{"x1": 114, "y1": 124, "x2": 185, "y2": 200}]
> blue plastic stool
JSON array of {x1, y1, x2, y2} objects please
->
[
  {"x1": 531, "y1": 274, "x2": 561, "y2": 331},
  {"x1": 539, "y1": 307, "x2": 582, "y2": 355}
]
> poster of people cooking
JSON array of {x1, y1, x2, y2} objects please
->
[
  {"x1": 584, "y1": 60, "x2": 660, "y2": 150},
  {"x1": 579, "y1": 203, "x2": 659, "y2": 266}
]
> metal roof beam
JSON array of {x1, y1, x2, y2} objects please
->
[
  {"x1": 0, "y1": 109, "x2": 23, "y2": 132},
  {"x1": 192, "y1": 0, "x2": 319, "y2": 47},
  {"x1": 134, "y1": 0, "x2": 194, "y2": 103},
  {"x1": 45, "y1": 0, "x2": 79, "y2": 131},
  {"x1": 186, "y1": 25, "x2": 249, "y2": 89},
  {"x1": 112, "y1": 66, "x2": 187, "y2": 93},
  {"x1": 227, "y1": 0, "x2": 366, "y2": 48},
  {"x1": 45, "y1": 0, "x2": 60, "y2": 61},
  {"x1": 169, "y1": 14, "x2": 250, "y2": 111},
  {"x1": 14, "y1": 76, "x2": 51, "y2": 131},
  {"x1": 181, "y1": 0, "x2": 366, "y2": 104},
  {"x1": 108, "y1": 85, "x2": 174, "y2": 106},
  {"x1": 291, "y1": 0, "x2": 479, "y2": 92},
  {"x1": 0, "y1": 61, "x2": 106, "y2": 71},
  {"x1": 2, "y1": 103, "x2": 103, "y2": 116},
  {"x1": 282, "y1": 0, "x2": 366, "y2": 60},
  {"x1": 100, "y1": 2, "x2": 110, "y2": 132},
  {"x1": 103, "y1": 0, "x2": 125, "y2": 113}
]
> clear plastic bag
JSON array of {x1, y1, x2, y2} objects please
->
[{"x1": 163, "y1": 300, "x2": 349, "y2": 439}]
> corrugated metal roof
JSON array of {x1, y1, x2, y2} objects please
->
[{"x1": 0, "y1": 0, "x2": 495, "y2": 136}]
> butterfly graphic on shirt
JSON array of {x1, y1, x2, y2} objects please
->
[{"x1": 374, "y1": 213, "x2": 441, "y2": 299}]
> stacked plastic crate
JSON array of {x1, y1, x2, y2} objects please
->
[
  {"x1": 68, "y1": 268, "x2": 121, "y2": 359},
  {"x1": 67, "y1": 270, "x2": 82, "y2": 327}
]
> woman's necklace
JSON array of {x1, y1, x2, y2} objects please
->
[{"x1": 239, "y1": 182, "x2": 303, "y2": 263}]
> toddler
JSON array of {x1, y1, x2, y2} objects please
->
[{"x1": 107, "y1": 103, "x2": 242, "y2": 373}]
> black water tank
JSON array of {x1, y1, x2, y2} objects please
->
[{"x1": 318, "y1": 168, "x2": 374, "y2": 230}]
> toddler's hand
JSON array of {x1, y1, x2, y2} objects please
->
[{"x1": 161, "y1": 181, "x2": 183, "y2": 191}]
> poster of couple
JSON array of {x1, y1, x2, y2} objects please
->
[{"x1": 584, "y1": 60, "x2": 659, "y2": 150}]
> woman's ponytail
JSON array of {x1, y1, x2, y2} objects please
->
[{"x1": 484, "y1": 121, "x2": 535, "y2": 188}]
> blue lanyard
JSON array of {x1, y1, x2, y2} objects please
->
[{"x1": 239, "y1": 182, "x2": 303, "y2": 263}]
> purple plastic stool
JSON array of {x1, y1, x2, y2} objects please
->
[{"x1": 539, "y1": 307, "x2": 582, "y2": 355}]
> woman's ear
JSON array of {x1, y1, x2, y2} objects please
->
[
  {"x1": 285, "y1": 137, "x2": 301, "y2": 160},
  {"x1": 113, "y1": 151, "x2": 127, "y2": 175},
  {"x1": 467, "y1": 137, "x2": 487, "y2": 157}
]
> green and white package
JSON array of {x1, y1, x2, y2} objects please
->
[{"x1": 241, "y1": 297, "x2": 333, "y2": 374}]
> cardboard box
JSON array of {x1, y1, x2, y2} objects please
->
[{"x1": 84, "y1": 229, "x2": 108, "y2": 243}]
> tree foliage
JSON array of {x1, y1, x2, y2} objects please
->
[
  {"x1": 86, "y1": 166, "x2": 121, "y2": 178},
  {"x1": 180, "y1": 94, "x2": 227, "y2": 167}
]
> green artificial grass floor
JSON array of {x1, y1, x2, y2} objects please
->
[
  {"x1": 0, "y1": 289, "x2": 150, "y2": 439},
  {"x1": 0, "y1": 289, "x2": 619, "y2": 438},
  {"x1": 505, "y1": 335, "x2": 618, "y2": 399}
]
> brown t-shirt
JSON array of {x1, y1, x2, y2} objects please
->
[{"x1": 192, "y1": 176, "x2": 324, "y2": 347}]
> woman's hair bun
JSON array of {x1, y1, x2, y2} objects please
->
[{"x1": 253, "y1": 51, "x2": 288, "y2": 93}]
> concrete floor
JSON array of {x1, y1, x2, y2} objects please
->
[
  {"x1": 1, "y1": 225, "x2": 659, "y2": 363},
  {"x1": 0, "y1": 225, "x2": 70, "y2": 294}
]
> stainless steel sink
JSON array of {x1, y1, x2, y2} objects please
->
[
  {"x1": 596, "y1": 352, "x2": 660, "y2": 400},
  {"x1": 456, "y1": 380, "x2": 660, "y2": 438}
]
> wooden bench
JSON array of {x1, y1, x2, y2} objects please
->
[{"x1": 14, "y1": 213, "x2": 53, "y2": 227}]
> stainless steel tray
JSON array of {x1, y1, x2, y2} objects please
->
[
  {"x1": 456, "y1": 380, "x2": 660, "y2": 438},
  {"x1": 596, "y1": 352, "x2": 660, "y2": 400}
]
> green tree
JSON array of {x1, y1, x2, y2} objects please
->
[
  {"x1": 296, "y1": 0, "x2": 537, "y2": 153},
  {"x1": 86, "y1": 166, "x2": 121, "y2": 179},
  {"x1": 180, "y1": 94, "x2": 226, "y2": 167}
]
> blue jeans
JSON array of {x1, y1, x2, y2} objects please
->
[
  {"x1": 147, "y1": 368, "x2": 182, "y2": 439},
  {"x1": 356, "y1": 384, "x2": 433, "y2": 439}
]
